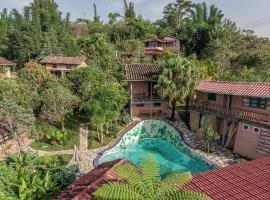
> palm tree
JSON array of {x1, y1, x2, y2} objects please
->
[
  {"x1": 93, "y1": 154, "x2": 212, "y2": 200},
  {"x1": 155, "y1": 56, "x2": 197, "y2": 120},
  {"x1": 190, "y1": 3, "x2": 224, "y2": 25},
  {"x1": 123, "y1": 0, "x2": 136, "y2": 19}
]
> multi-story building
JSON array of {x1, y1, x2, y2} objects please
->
[
  {"x1": 190, "y1": 80, "x2": 270, "y2": 159},
  {"x1": 125, "y1": 64, "x2": 169, "y2": 118},
  {"x1": 41, "y1": 55, "x2": 87, "y2": 77},
  {"x1": 0, "y1": 57, "x2": 16, "y2": 78},
  {"x1": 144, "y1": 36, "x2": 180, "y2": 59}
]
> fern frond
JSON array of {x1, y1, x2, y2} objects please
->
[
  {"x1": 115, "y1": 164, "x2": 142, "y2": 185},
  {"x1": 166, "y1": 190, "x2": 213, "y2": 200},
  {"x1": 93, "y1": 182, "x2": 145, "y2": 200},
  {"x1": 163, "y1": 171, "x2": 192, "y2": 189},
  {"x1": 141, "y1": 154, "x2": 160, "y2": 181}
]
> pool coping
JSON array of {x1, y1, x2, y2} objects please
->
[{"x1": 93, "y1": 119, "x2": 218, "y2": 169}]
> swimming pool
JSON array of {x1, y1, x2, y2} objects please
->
[{"x1": 96, "y1": 120, "x2": 214, "y2": 176}]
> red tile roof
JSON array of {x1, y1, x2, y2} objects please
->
[
  {"x1": 41, "y1": 55, "x2": 87, "y2": 65},
  {"x1": 0, "y1": 57, "x2": 16, "y2": 66},
  {"x1": 197, "y1": 80, "x2": 270, "y2": 98},
  {"x1": 186, "y1": 156, "x2": 270, "y2": 200},
  {"x1": 53, "y1": 159, "x2": 137, "y2": 200},
  {"x1": 125, "y1": 64, "x2": 159, "y2": 81}
]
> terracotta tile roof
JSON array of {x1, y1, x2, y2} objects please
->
[
  {"x1": 0, "y1": 57, "x2": 16, "y2": 66},
  {"x1": 40, "y1": 55, "x2": 87, "y2": 65},
  {"x1": 125, "y1": 64, "x2": 159, "y2": 81},
  {"x1": 186, "y1": 156, "x2": 270, "y2": 200},
  {"x1": 53, "y1": 159, "x2": 137, "y2": 200},
  {"x1": 197, "y1": 80, "x2": 270, "y2": 98}
]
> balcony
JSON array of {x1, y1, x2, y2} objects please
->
[
  {"x1": 191, "y1": 101, "x2": 270, "y2": 126},
  {"x1": 131, "y1": 93, "x2": 163, "y2": 103}
]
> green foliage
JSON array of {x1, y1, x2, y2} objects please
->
[
  {"x1": 0, "y1": 98, "x2": 35, "y2": 140},
  {"x1": 122, "y1": 112, "x2": 132, "y2": 125},
  {"x1": 0, "y1": 0, "x2": 78, "y2": 65},
  {"x1": 40, "y1": 82, "x2": 80, "y2": 130},
  {"x1": 0, "y1": 153, "x2": 78, "y2": 199},
  {"x1": 45, "y1": 129, "x2": 68, "y2": 145},
  {"x1": 67, "y1": 67, "x2": 128, "y2": 143},
  {"x1": 18, "y1": 61, "x2": 57, "y2": 91},
  {"x1": 78, "y1": 33, "x2": 117, "y2": 70},
  {"x1": 155, "y1": 56, "x2": 198, "y2": 120},
  {"x1": 93, "y1": 154, "x2": 211, "y2": 200},
  {"x1": 200, "y1": 127, "x2": 219, "y2": 153},
  {"x1": 0, "y1": 78, "x2": 39, "y2": 110}
]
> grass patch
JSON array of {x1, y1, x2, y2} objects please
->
[{"x1": 31, "y1": 117, "x2": 80, "y2": 151}]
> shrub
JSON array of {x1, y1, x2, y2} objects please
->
[
  {"x1": 45, "y1": 129, "x2": 69, "y2": 145},
  {"x1": 201, "y1": 127, "x2": 219, "y2": 153}
]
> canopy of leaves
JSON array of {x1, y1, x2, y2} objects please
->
[{"x1": 0, "y1": 153, "x2": 78, "y2": 199}]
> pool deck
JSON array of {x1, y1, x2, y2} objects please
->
[{"x1": 166, "y1": 120, "x2": 235, "y2": 168}]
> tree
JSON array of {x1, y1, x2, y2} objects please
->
[
  {"x1": 93, "y1": 154, "x2": 211, "y2": 200},
  {"x1": 155, "y1": 56, "x2": 197, "y2": 120},
  {"x1": 78, "y1": 33, "x2": 117, "y2": 70},
  {"x1": 68, "y1": 68, "x2": 128, "y2": 143},
  {"x1": 201, "y1": 127, "x2": 219, "y2": 153},
  {"x1": 0, "y1": 99, "x2": 35, "y2": 148},
  {"x1": 0, "y1": 78, "x2": 39, "y2": 110},
  {"x1": 123, "y1": 0, "x2": 136, "y2": 20},
  {"x1": 93, "y1": 3, "x2": 101, "y2": 23},
  {"x1": 40, "y1": 83, "x2": 79, "y2": 130},
  {"x1": 18, "y1": 61, "x2": 57, "y2": 92},
  {"x1": 1, "y1": 0, "x2": 75, "y2": 65}
]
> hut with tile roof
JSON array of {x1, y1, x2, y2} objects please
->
[
  {"x1": 125, "y1": 63, "x2": 169, "y2": 118},
  {"x1": 41, "y1": 55, "x2": 87, "y2": 77},
  {"x1": 0, "y1": 57, "x2": 16, "y2": 78},
  {"x1": 190, "y1": 80, "x2": 270, "y2": 159}
]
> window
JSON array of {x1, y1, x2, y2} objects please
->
[
  {"x1": 136, "y1": 104, "x2": 144, "y2": 107},
  {"x1": 52, "y1": 64, "x2": 57, "y2": 68},
  {"x1": 166, "y1": 42, "x2": 174, "y2": 47},
  {"x1": 243, "y1": 124, "x2": 249, "y2": 131},
  {"x1": 249, "y1": 97, "x2": 266, "y2": 109},
  {"x1": 208, "y1": 93, "x2": 217, "y2": 101},
  {"x1": 66, "y1": 65, "x2": 72, "y2": 69},
  {"x1": 253, "y1": 127, "x2": 260, "y2": 133},
  {"x1": 153, "y1": 103, "x2": 161, "y2": 107}
]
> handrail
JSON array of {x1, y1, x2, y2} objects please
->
[{"x1": 191, "y1": 101, "x2": 270, "y2": 125}]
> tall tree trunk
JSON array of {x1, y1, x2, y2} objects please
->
[
  {"x1": 170, "y1": 99, "x2": 177, "y2": 121},
  {"x1": 185, "y1": 96, "x2": 190, "y2": 124},
  {"x1": 100, "y1": 124, "x2": 104, "y2": 143},
  {"x1": 106, "y1": 122, "x2": 109, "y2": 136},
  {"x1": 61, "y1": 121, "x2": 65, "y2": 131},
  {"x1": 96, "y1": 125, "x2": 100, "y2": 142}
]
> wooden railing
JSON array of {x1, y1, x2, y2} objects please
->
[
  {"x1": 191, "y1": 101, "x2": 270, "y2": 126},
  {"x1": 132, "y1": 93, "x2": 161, "y2": 101}
]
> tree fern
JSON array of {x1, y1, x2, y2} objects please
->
[{"x1": 93, "y1": 154, "x2": 212, "y2": 200}]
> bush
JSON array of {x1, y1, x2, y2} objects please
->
[
  {"x1": 45, "y1": 129, "x2": 69, "y2": 145},
  {"x1": 122, "y1": 113, "x2": 132, "y2": 125},
  {"x1": 201, "y1": 127, "x2": 219, "y2": 153}
]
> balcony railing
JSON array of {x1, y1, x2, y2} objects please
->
[{"x1": 191, "y1": 101, "x2": 270, "y2": 126}]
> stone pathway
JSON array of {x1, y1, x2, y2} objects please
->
[{"x1": 166, "y1": 120, "x2": 235, "y2": 167}]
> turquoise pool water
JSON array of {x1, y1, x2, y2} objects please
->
[{"x1": 98, "y1": 120, "x2": 214, "y2": 176}]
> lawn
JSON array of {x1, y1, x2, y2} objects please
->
[{"x1": 31, "y1": 117, "x2": 80, "y2": 151}]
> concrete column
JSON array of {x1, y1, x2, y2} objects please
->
[{"x1": 222, "y1": 95, "x2": 230, "y2": 146}]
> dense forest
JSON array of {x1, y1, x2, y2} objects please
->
[{"x1": 0, "y1": 0, "x2": 270, "y2": 81}]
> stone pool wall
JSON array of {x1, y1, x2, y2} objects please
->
[{"x1": 98, "y1": 119, "x2": 214, "y2": 166}]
